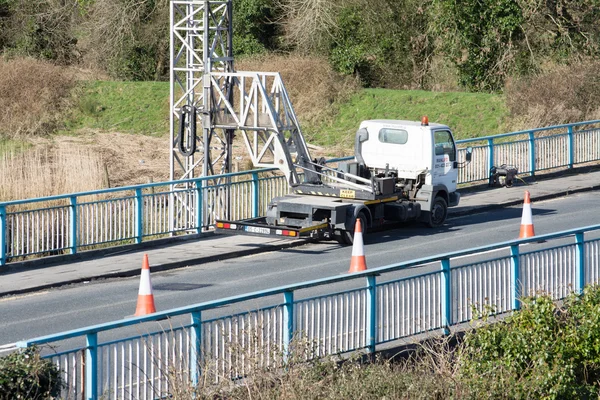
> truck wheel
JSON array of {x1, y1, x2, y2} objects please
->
[
  {"x1": 424, "y1": 196, "x2": 448, "y2": 228},
  {"x1": 341, "y1": 212, "x2": 368, "y2": 245}
]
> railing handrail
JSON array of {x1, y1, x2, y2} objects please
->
[
  {"x1": 455, "y1": 118, "x2": 600, "y2": 143},
  {"x1": 17, "y1": 222, "x2": 600, "y2": 348},
  {"x1": 0, "y1": 156, "x2": 357, "y2": 207},
  {"x1": 4, "y1": 119, "x2": 599, "y2": 208}
]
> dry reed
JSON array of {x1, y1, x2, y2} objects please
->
[{"x1": 0, "y1": 142, "x2": 105, "y2": 201}]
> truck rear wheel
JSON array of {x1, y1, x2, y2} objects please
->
[
  {"x1": 338, "y1": 212, "x2": 368, "y2": 245},
  {"x1": 424, "y1": 196, "x2": 448, "y2": 228}
]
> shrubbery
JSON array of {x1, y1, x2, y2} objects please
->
[
  {"x1": 0, "y1": 57, "x2": 75, "y2": 137},
  {"x1": 504, "y1": 60, "x2": 600, "y2": 130},
  {"x1": 0, "y1": 347, "x2": 62, "y2": 400},
  {"x1": 3, "y1": 0, "x2": 600, "y2": 97},
  {"x1": 458, "y1": 287, "x2": 600, "y2": 398}
]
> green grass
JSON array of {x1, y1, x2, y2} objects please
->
[
  {"x1": 62, "y1": 82, "x2": 509, "y2": 146},
  {"x1": 311, "y1": 88, "x2": 510, "y2": 148},
  {"x1": 63, "y1": 81, "x2": 170, "y2": 135}
]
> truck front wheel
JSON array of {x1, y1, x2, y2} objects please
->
[{"x1": 424, "y1": 196, "x2": 448, "y2": 228}]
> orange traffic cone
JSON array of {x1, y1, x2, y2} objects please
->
[
  {"x1": 348, "y1": 219, "x2": 367, "y2": 273},
  {"x1": 519, "y1": 191, "x2": 535, "y2": 238},
  {"x1": 134, "y1": 254, "x2": 156, "y2": 316}
]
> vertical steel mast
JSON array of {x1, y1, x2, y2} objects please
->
[
  {"x1": 170, "y1": 0, "x2": 234, "y2": 231},
  {"x1": 169, "y1": 0, "x2": 319, "y2": 232}
]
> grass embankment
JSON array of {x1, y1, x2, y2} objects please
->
[
  {"x1": 314, "y1": 88, "x2": 509, "y2": 149},
  {"x1": 337, "y1": 89, "x2": 508, "y2": 139},
  {"x1": 0, "y1": 55, "x2": 510, "y2": 200},
  {"x1": 64, "y1": 80, "x2": 170, "y2": 135},
  {"x1": 63, "y1": 82, "x2": 508, "y2": 149}
]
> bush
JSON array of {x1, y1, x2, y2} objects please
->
[
  {"x1": 82, "y1": 0, "x2": 169, "y2": 81},
  {"x1": 457, "y1": 289, "x2": 600, "y2": 399},
  {"x1": 0, "y1": 57, "x2": 75, "y2": 137},
  {"x1": 0, "y1": 347, "x2": 62, "y2": 399},
  {"x1": 431, "y1": 0, "x2": 528, "y2": 93},
  {"x1": 233, "y1": 0, "x2": 276, "y2": 56},
  {"x1": 327, "y1": 0, "x2": 431, "y2": 89},
  {"x1": 504, "y1": 60, "x2": 600, "y2": 130}
]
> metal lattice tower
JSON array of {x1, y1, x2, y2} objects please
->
[
  {"x1": 170, "y1": 0, "x2": 234, "y2": 182},
  {"x1": 170, "y1": 0, "x2": 318, "y2": 231}
]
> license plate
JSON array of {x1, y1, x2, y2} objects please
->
[{"x1": 245, "y1": 226, "x2": 270, "y2": 235}]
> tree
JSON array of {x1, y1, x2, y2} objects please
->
[
  {"x1": 0, "y1": 0, "x2": 79, "y2": 64},
  {"x1": 432, "y1": 0, "x2": 529, "y2": 92},
  {"x1": 233, "y1": 0, "x2": 277, "y2": 56},
  {"x1": 275, "y1": 0, "x2": 341, "y2": 54},
  {"x1": 82, "y1": 0, "x2": 169, "y2": 81}
]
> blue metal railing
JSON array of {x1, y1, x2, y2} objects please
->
[
  {"x1": 457, "y1": 119, "x2": 600, "y2": 184},
  {"x1": 2, "y1": 120, "x2": 600, "y2": 266},
  {"x1": 16, "y1": 224, "x2": 600, "y2": 399}
]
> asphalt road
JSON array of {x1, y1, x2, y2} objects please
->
[{"x1": 2, "y1": 190, "x2": 600, "y2": 345}]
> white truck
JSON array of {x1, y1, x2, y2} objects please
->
[{"x1": 216, "y1": 117, "x2": 471, "y2": 244}]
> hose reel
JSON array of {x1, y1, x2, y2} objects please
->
[{"x1": 178, "y1": 105, "x2": 197, "y2": 157}]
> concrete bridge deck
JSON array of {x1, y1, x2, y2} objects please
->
[{"x1": 2, "y1": 166, "x2": 599, "y2": 297}]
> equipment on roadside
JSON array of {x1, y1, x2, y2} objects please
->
[
  {"x1": 171, "y1": 2, "x2": 472, "y2": 245},
  {"x1": 489, "y1": 164, "x2": 518, "y2": 187}
]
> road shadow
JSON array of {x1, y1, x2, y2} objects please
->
[{"x1": 276, "y1": 205, "x2": 557, "y2": 252}]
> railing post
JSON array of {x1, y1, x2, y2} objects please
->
[
  {"x1": 190, "y1": 310, "x2": 202, "y2": 387},
  {"x1": 195, "y1": 180, "x2": 203, "y2": 234},
  {"x1": 168, "y1": 186, "x2": 175, "y2": 236},
  {"x1": 366, "y1": 275, "x2": 377, "y2": 354},
  {"x1": 69, "y1": 196, "x2": 77, "y2": 255},
  {"x1": 0, "y1": 204, "x2": 6, "y2": 266},
  {"x1": 85, "y1": 332, "x2": 98, "y2": 400},
  {"x1": 487, "y1": 138, "x2": 494, "y2": 186},
  {"x1": 511, "y1": 244, "x2": 521, "y2": 311},
  {"x1": 567, "y1": 125, "x2": 574, "y2": 169},
  {"x1": 135, "y1": 188, "x2": 143, "y2": 244},
  {"x1": 528, "y1": 131, "x2": 536, "y2": 176},
  {"x1": 283, "y1": 290, "x2": 294, "y2": 362},
  {"x1": 251, "y1": 172, "x2": 259, "y2": 218},
  {"x1": 440, "y1": 258, "x2": 451, "y2": 334},
  {"x1": 576, "y1": 232, "x2": 585, "y2": 294}
]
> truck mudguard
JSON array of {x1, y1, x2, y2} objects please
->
[
  {"x1": 343, "y1": 204, "x2": 372, "y2": 232},
  {"x1": 416, "y1": 184, "x2": 453, "y2": 211}
]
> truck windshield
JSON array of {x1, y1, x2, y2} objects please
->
[
  {"x1": 379, "y1": 128, "x2": 408, "y2": 144},
  {"x1": 434, "y1": 130, "x2": 456, "y2": 161}
]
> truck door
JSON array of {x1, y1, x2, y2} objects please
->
[{"x1": 432, "y1": 129, "x2": 458, "y2": 192}]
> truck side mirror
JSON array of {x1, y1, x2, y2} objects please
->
[{"x1": 465, "y1": 146, "x2": 473, "y2": 163}]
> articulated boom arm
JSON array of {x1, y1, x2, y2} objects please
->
[{"x1": 208, "y1": 71, "x2": 320, "y2": 186}]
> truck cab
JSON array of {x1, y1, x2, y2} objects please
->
[{"x1": 356, "y1": 118, "x2": 459, "y2": 206}]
